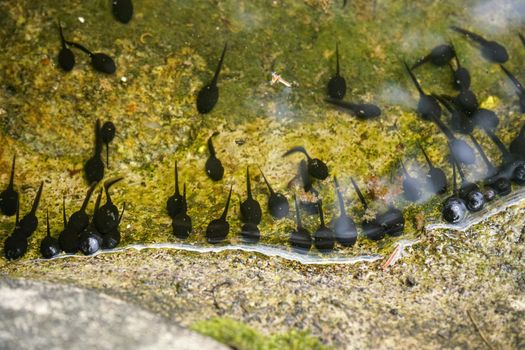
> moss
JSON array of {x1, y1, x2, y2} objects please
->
[{"x1": 191, "y1": 317, "x2": 331, "y2": 350}]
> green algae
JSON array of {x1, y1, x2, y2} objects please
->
[{"x1": 191, "y1": 317, "x2": 331, "y2": 350}]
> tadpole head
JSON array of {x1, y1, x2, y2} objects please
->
[
  {"x1": 442, "y1": 196, "x2": 467, "y2": 224},
  {"x1": 91, "y1": 53, "x2": 116, "y2": 74}
]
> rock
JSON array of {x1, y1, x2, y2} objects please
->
[{"x1": 0, "y1": 278, "x2": 228, "y2": 350}]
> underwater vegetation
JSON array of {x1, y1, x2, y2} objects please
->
[{"x1": 1, "y1": 0, "x2": 525, "y2": 263}]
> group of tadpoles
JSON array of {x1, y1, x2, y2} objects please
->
[
  {"x1": 399, "y1": 26, "x2": 525, "y2": 224},
  {"x1": 0, "y1": 117, "x2": 122, "y2": 260},
  {"x1": 56, "y1": 0, "x2": 133, "y2": 74},
  {"x1": 0, "y1": 160, "x2": 126, "y2": 260},
  {"x1": 168, "y1": 142, "x2": 405, "y2": 253}
]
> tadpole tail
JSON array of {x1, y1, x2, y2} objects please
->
[
  {"x1": 484, "y1": 128, "x2": 512, "y2": 163},
  {"x1": 403, "y1": 61, "x2": 424, "y2": 95},
  {"x1": 104, "y1": 176, "x2": 124, "y2": 204},
  {"x1": 350, "y1": 177, "x2": 368, "y2": 209},
  {"x1": 174, "y1": 160, "x2": 180, "y2": 196},
  {"x1": 220, "y1": 184, "x2": 233, "y2": 220},
  {"x1": 211, "y1": 43, "x2": 228, "y2": 86},
  {"x1": 258, "y1": 166, "x2": 274, "y2": 194},
  {"x1": 317, "y1": 199, "x2": 325, "y2": 227},
  {"x1": 30, "y1": 182, "x2": 44, "y2": 215},
  {"x1": 207, "y1": 132, "x2": 219, "y2": 157},
  {"x1": 432, "y1": 94, "x2": 454, "y2": 113},
  {"x1": 431, "y1": 114, "x2": 455, "y2": 140},
  {"x1": 246, "y1": 166, "x2": 252, "y2": 199},
  {"x1": 468, "y1": 134, "x2": 496, "y2": 174},
  {"x1": 325, "y1": 98, "x2": 356, "y2": 111},
  {"x1": 62, "y1": 194, "x2": 67, "y2": 229},
  {"x1": 8, "y1": 154, "x2": 16, "y2": 188},
  {"x1": 293, "y1": 194, "x2": 303, "y2": 229},
  {"x1": 450, "y1": 154, "x2": 467, "y2": 184},
  {"x1": 94, "y1": 188, "x2": 103, "y2": 215},
  {"x1": 333, "y1": 176, "x2": 346, "y2": 215},
  {"x1": 283, "y1": 146, "x2": 310, "y2": 159},
  {"x1": 519, "y1": 33, "x2": 525, "y2": 48},
  {"x1": 500, "y1": 65, "x2": 524, "y2": 95},
  {"x1": 410, "y1": 54, "x2": 430, "y2": 70},
  {"x1": 418, "y1": 142, "x2": 434, "y2": 169},
  {"x1": 80, "y1": 182, "x2": 98, "y2": 212},
  {"x1": 58, "y1": 21, "x2": 67, "y2": 48},
  {"x1": 451, "y1": 160, "x2": 458, "y2": 196},
  {"x1": 118, "y1": 202, "x2": 126, "y2": 224},
  {"x1": 46, "y1": 208, "x2": 51, "y2": 237},
  {"x1": 449, "y1": 26, "x2": 487, "y2": 45},
  {"x1": 64, "y1": 40, "x2": 93, "y2": 56}
]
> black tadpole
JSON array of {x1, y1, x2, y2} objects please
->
[
  {"x1": 205, "y1": 185, "x2": 233, "y2": 244},
  {"x1": 400, "y1": 161, "x2": 422, "y2": 202},
  {"x1": 313, "y1": 200, "x2": 335, "y2": 253},
  {"x1": 283, "y1": 146, "x2": 328, "y2": 180},
  {"x1": 350, "y1": 177, "x2": 385, "y2": 241},
  {"x1": 205, "y1": 132, "x2": 224, "y2": 181},
  {"x1": 451, "y1": 156, "x2": 485, "y2": 212},
  {"x1": 172, "y1": 184, "x2": 192, "y2": 240},
  {"x1": 59, "y1": 195, "x2": 79, "y2": 254},
  {"x1": 4, "y1": 204, "x2": 28, "y2": 260},
  {"x1": 404, "y1": 62, "x2": 441, "y2": 121},
  {"x1": 94, "y1": 177, "x2": 124, "y2": 234},
  {"x1": 500, "y1": 65, "x2": 525, "y2": 113},
  {"x1": 79, "y1": 189, "x2": 103, "y2": 255},
  {"x1": 240, "y1": 166, "x2": 262, "y2": 225},
  {"x1": 19, "y1": 181, "x2": 44, "y2": 237},
  {"x1": 450, "y1": 26, "x2": 508, "y2": 63},
  {"x1": 411, "y1": 44, "x2": 455, "y2": 69},
  {"x1": 376, "y1": 205, "x2": 405, "y2": 237},
  {"x1": 441, "y1": 161, "x2": 467, "y2": 224},
  {"x1": 430, "y1": 114, "x2": 476, "y2": 166},
  {"x1": 196, "y1": 43, "x2": 227, "y2": 114},
  {"x1": 447, "y1": 89, "x2": 479, "y2": 116},
  {"x1": 449, "y1": 48, "x2": 471, "y2": 91},
  {"x1": 112, "y1": 0, "x2": 133, "y2": 24},
  {"x1": 40, "y1": 209, "x2": 60, "y2": 259},
  {"x1": 325, "y1": 99, "x2": 381, "y2": 119},
  {"x1": 84, "y1": 119, "x2": 105, "y2": 184},
  {"x1": 433, "y1": 94, "x2": 473, "y2": 135},
  {"x1": 332, "y1": 176, "x2": 357, "y2": 247},
  {"x1": 0, "y1": 154, "x2": 19, "y2": 216},
  {"x1": 469, "y1": 134, "x2": 511, "y2": 197},
  {"x1": 327, "y1": 43, "x2": 346, "y2": 100},
  {"x1": 67, "y1": 181, "x2": 98, "y2": 235},
  {"x1": 102, "y1": 203, "x2": 125, "y2": 249},
  {"x1": 484, "y1": 129, "x2": 525, "y2": 185},
  {"x1": 65, "y1": 40, "x2": 116, "y2": 74},
  {"x1": 167, "y1": 161, "x2": 184, "y2": 219},
  {"x1": 418, "y1": 142, "x2": 447, "y2": 194},
  {"x1": 289, "y1": 195, "x2": 312, "y2": 252},
  {"x1": 259, "y1": 167, "x2": 289, "y2": 219},
  {"x1": 57, "y1": 22, "x2": 75, "y2": 72},
  {"x1": 100, "y1": 121, "x2": 116, "y2": 168}
]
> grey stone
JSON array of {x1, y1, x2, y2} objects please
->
[{"x1": 0, "y1": 278, "x2": 228, "y2": 350}]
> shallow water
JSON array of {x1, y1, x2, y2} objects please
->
[{"x1": 0, "y1": 0, "x2": 524, "y2": 263}]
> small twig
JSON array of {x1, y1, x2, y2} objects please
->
[
  {"x1": 210, "y1": 280, "x2": 232, "y2": 312},
  {"x1": 467, "y1": 309, "x2": 496, "y2": 350},
  {"x1": 270, "y1": 71, "x2": 292, "y2": 87}
]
